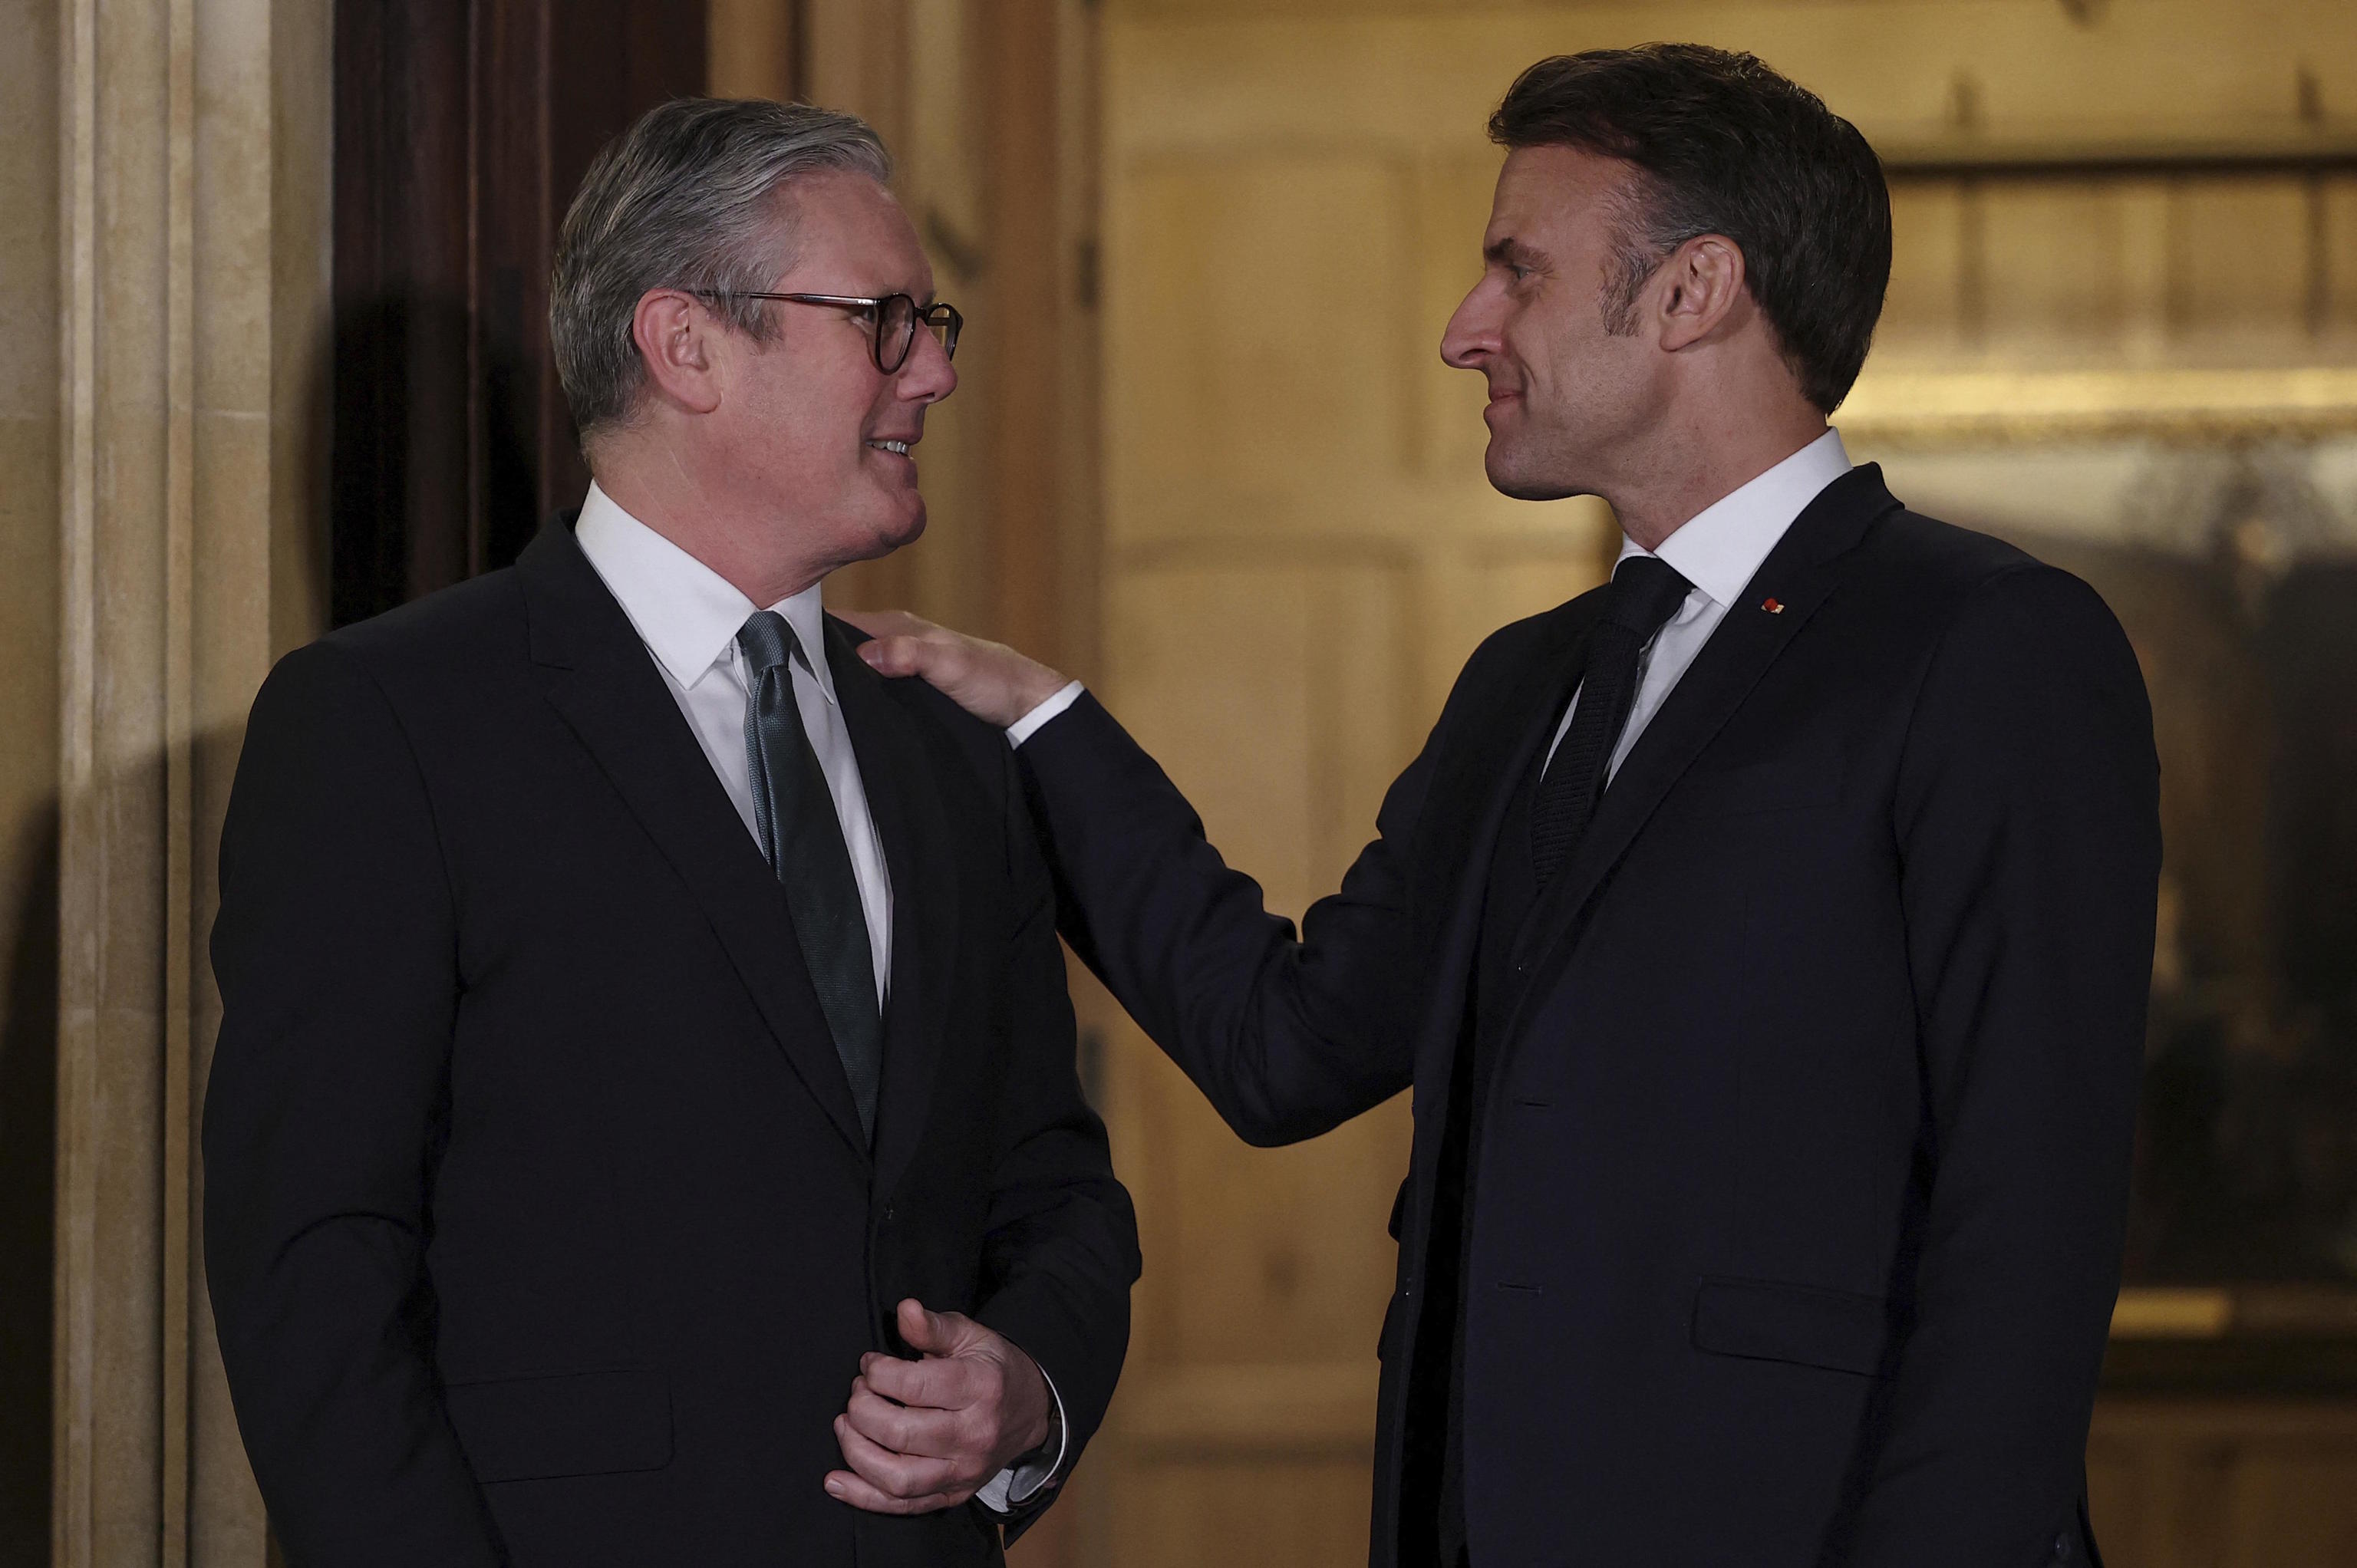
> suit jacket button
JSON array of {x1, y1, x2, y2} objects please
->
[{"x1": 2054, "y1": 1533, "x2": 2070, "y2": 1560}]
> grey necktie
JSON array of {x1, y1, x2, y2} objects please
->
[{"x1": 737, "y1": 611, "x2": 882, "y2": 1141}]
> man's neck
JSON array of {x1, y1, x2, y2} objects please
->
[
  {"x1": 591, "y1": 457, "x2": 826, "y2": 609},
  {"x1": 1606, "y1": 409, "x2": 1830, "y2": 554}
]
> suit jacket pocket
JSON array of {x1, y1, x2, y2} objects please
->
[
  {"x1": 1690, "y1": 1276, "x2": 1894, "y2": 1377},
  {"x1": 445, "y1": 1368, "x2": 674, "y2": 1482}
]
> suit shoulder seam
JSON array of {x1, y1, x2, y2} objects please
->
[
  {"x1": 307, "y1": 639, "x2": 465, "y2": 927},
  {"x1": 1890, "y1": 558, "x2": 2069, "y2": 770}
]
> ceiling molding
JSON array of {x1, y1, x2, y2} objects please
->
[
  {"x1": 1878, "y1": 124, "x2": 2357, "y2": 180},
  {"x1": 1840, "y1": 365, "x2": 2357, "y2": 445}
]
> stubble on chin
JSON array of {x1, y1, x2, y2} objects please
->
[{"x1": 1483, "y1": 441, "x2": 1579, "y2": 504}]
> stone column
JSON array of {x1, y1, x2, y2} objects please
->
[
  {"x1": 48, "y1": 3, "x2": 331, "y2": 1566},
  {"x1": 0, "y1": 0, "x2": 64, "y2": 1561}
]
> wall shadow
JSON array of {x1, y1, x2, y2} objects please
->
[
  {"x1": 328, "y1": 288, "x2": 548, "y2": 631},
  {"x1": 0, "y1": 805, "x2": 58, "y2": 1563}
]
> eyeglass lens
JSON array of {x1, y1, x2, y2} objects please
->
[
  {"x1": 875, "y1": 295, "x2": 916, "y2": 372},
  {"x1": 872, "y1": 295, "x2": 959, "y2": 374}
]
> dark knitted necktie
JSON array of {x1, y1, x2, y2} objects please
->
[
  {"x1": 737, "y1": 611, "x2": 882, "y2": 1141},
  {"x1": 1529, "y1": 555, "x2": 1694, "y2": 885}
]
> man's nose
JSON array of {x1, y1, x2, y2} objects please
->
[
  {"x1": 896, "y1": 329, "x2": 957, "y2": 404},
  {"x1": 1440, "y1": 282, "x2": 1499, "y2": 371}
]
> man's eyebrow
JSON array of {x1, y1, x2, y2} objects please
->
[{"x1": 1484, "y1": 236, "x2": 1547, "y2": 269}]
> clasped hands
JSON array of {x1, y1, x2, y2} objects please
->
[{"x1": 825, "y1": 1296, "x2": 1054, "y2": 1514}]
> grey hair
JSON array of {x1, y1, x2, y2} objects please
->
[{"x1": 551, "y1": 97, "x2": 893, "y2": 443}]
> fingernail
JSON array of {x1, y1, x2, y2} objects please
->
[{"x1": 826, "y1": 1478, "x2": 845, "y2": 1497}]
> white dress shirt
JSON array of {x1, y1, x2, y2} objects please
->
[
  {"x1": 574, "y1": 483, "x2": 1062, "y2": 1511},
  {"x1": 1545, "y1": 427, "x2": 1854, "y2": 780},
  {"x1": 1010, "y1": 430, "x2": 1854, "y2": 781},
  {"x1": 577, "y1": 482, "x2": 893, "y2": 1003}
]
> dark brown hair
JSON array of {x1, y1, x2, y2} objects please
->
[{"x1": 1489, "y1": 44, "x2": 1891, "y2": 413}]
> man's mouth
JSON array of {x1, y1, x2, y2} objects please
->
[{"x1": 866, "y1": 439, "x2": 912, "y2": 456}]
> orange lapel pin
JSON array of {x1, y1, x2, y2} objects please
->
[{"x1": 1761, "y1": 598, "x2": 1785, "y2": 614}]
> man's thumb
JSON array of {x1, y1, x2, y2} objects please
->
[
  {"x1": 897, "y1": 1296, "x2": 961, "y2": 1353},
  {"x1": 855, "y1": 635, "x2": 922, "y2": 677}
]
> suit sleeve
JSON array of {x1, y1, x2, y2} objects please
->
[
  {"x1": 203, "y1": 642, "x2": 503, "y2": 1567},
  {"x1": 971, "y1": 738, "x2": 1142, "y2": 1541},
  {"x1": 1852, "y1": 565, "x2": 2161, "y2": 1564},
  {"x1": 1012, "y1": 691, "x2": 1436, "y2": 1148}
]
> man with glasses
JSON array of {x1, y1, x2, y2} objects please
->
[{"x1": 203, "y1": 99, "x2": 1138, "y2": 1567}]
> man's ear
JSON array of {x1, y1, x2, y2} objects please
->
[
  {"x1": 631, "y1": 288, "x2": 726, "y2": 416},
  {"x1": 1654, "y1": 234, "x2": 1749, "y2": 353}
]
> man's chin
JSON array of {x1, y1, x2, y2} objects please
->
[
  {"x1": 1484, "y1": 453, "x2": 1579, "y2": 503},
  {"x1": 821, "y1": 503, "x2": 928, "y2": 579},
  {"x1": 871, "y1": 502, "x2": 928, "y2": 558}
]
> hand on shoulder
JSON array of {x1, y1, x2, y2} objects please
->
[{"x1": 841, "y1": 608, "x2": 1071, "y2": 731}]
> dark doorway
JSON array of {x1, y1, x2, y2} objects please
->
[{"x1": 331, "y1": 0, "x2": 707, "y2": 626}]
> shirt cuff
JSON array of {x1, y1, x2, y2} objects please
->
[
  {"x1": 974, "y1": 1363, "x2": 1068, "y2": 1514},
  {"x1": 1005, "y1": 680, "x2": 1085, "y2": 748}
]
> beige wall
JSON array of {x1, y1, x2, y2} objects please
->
[
  {"x1": 2, "y1": 3, "x2": 335, "y2": 1565},
  {"x1": 1090, "y1": 3, "x2": 2357, "y2": 1565}
]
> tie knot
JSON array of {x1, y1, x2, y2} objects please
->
[
  {"x1": 736, "y1": 609, "x2": 802, "y2": 677},
  {"x1": 1604, "y1": 555, "x2": 1693, "y2": 639}
]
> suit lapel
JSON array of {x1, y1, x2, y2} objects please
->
[
  {"x1": 826, "y1": 618, "x2": 959, "y2": 1203},
  {"x1": 1503, "y1": 467, "x2": 1905, "y2": 1018},
  {"x1": 517, "y1": 520, "x2": 871, "y2": 1161}
]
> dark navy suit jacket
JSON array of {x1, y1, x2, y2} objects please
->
[
  {"x1": 204, "y1": 519, "x2": 1139, "y2": 1566},
  {"x1": 1018, "y1": 467, "x2": 2158, "y2": 1566}
]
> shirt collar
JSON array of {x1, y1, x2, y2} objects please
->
[
  {"x1": 770, "y1": 581, "x2": 834, "y2": 702},
  {"x1": 1615, "y1": 427, "x2": 1852, "y2": 610},
  {"x1": 573, "y1": 481, "x2": 839, "y2": 706}
]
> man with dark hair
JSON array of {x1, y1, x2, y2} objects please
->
[
  {"x1": 203, "y1": 99, "x2": 1138, "y2": 1566},
  {"x1": 857, "y1": 41, "x2": 2156, "y2": 1568},
  {"x1": 1484, "y1": 44, "x2": 1891, "y2": 416}
]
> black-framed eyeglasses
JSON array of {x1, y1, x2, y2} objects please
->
[{"x1": 697, "y1": 290, "x2": 961, "y2": 374}]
